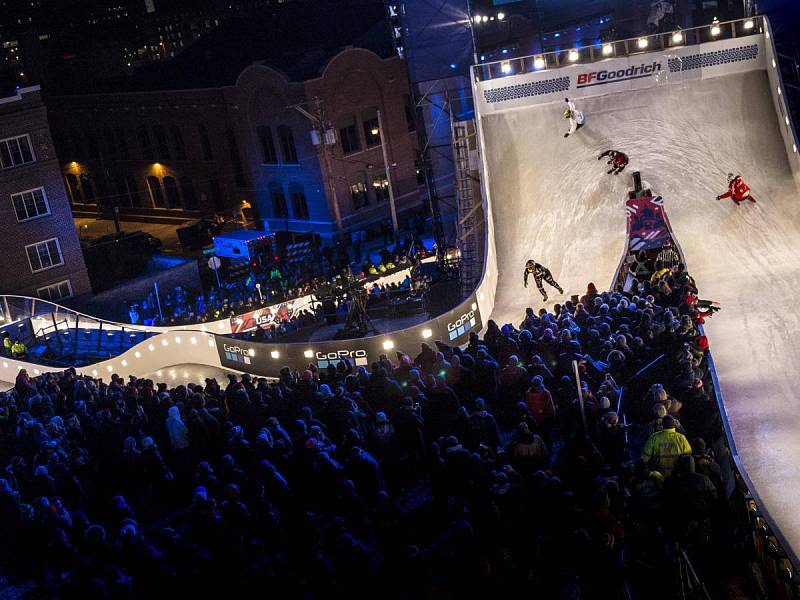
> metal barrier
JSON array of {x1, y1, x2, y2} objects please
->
[{"x1": 473, "y1": 16, "x2": 764, "y2": 82}]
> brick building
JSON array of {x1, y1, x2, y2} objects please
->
[
  {"x1": 0, "y1": 86, "x2": 91, "y2": 301},
  {"x1": 48, "y1": 47, "x2": 424, "y2": 240}
]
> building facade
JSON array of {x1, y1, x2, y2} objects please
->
[
  {"x1": 0, "y1": 86, "x2": 91, "y2": 301},
  {"x1": 48, "y1": 48, "x2": 423, "y2": 240}
]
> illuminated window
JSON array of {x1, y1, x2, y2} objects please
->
[
  {"x1": 350, "y1": 172, "x2": 368, "y2": 210},
  {"x1": 362, "y1": 108, "x2": 380, "y2": 147},
  {"x1": 65, "y1": 174, "x2": 83, "y2": 204},
  {"x1": 12, "y1": 187, "x2": 50, "y2": 221},
  {"x1": 372, "y1": 170, "x2": 389, "y2": 202},
  {"x1": 289, "y1": 182, "x2": 309, "y2": 219}
]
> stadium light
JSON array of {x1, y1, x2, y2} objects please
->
[
  {"x1": 473, "y1": 15, "x2": 481, "y2": 23},
  {"x1": 134, "y1": 351, "x2": 141, "y2": 358},
  {"x1": 383, "y1": 340, "x2": 395, "y2": 350},
  {"x1": 602, "y1": 44, "x2": 613, "y2": 56},
  {"x1": 637, "y1": 38, "x2": 648, "y2": 49},
  {"x1": 271, "y1": 350, "x2": 280, "y2": 359},
  {"x1": 671, "y1": 31, "x2": 683, "y2": 43},
  {"x1": 710, "y1": 19, "x2": 721, "y2": 36},
  {"x1": 501, "y1": 61, "x2": 511, "y2": 74},
  {"x1": 533, "y1": 56, "x2": 545, "y2": 69},
  {"x1": 567, "y1": 49, "x2": 579, "y2": 62},
  {"x1": 422, "y1": 329, "x2": 433, "y2": 339},
  {"x1": 304, "y1": 349, "x2": 314, "y2": 358},
  {"x1": 744, "y1": 19, "x2": 754, "y2": 30},
  {"x1": 497, "y1": 12, "x2": 505, "y2": 20},
  {"x1": 482, "y1": 15, "x2": 488, "y2": 23}
]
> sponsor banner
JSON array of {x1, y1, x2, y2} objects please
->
[
  {"x1": 215, "y1": 294, "x2": 483, "y2": 377},
  {"x1": 475, "y1": 35, "x2": 765, "y2": 114},
  {"x1": 626, "y1": 195, "x2": 674, "y2": 251},
  {"x1": 229, "y1": 295, "x2": 315, "y2": 334}
]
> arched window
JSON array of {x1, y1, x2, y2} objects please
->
[
  {"x1": 147, "y1": 175, "x2": 165, "y2": 207},
  {"x1": 277, "y1": 125, "x2": 298, "y2": 163},
  {"x1": 198, "y1": 124, "x2": 213, "y2": 160},
  {"x1": 138, "y1": 125, "x2": 153, "y2": 160},
  {"x1": 65, "y1": 173, "x2": 83, "y2": 204},
  {"x1": 257, "y1": 125, "x2": 277, "y2": 164},
  {"x1": 162, "y1": 176, "x2": 181, "y2": 208},
  {"x1": 125, "y1": 176, "x2": 142, "y2": 207},
  {"x1": 372, "y1": 170, "x2": 389, "y2": 202},
  {"x1": 153, "y1": 125, "x2": 171, "y2": 160},
  {"x1": 288, "y1": 182, "x2": 309, "y2": 219},
  {"x1": 80, "y1": 174, "x2": 95, "y2": 203},
  {"x1": 350, "y1": 172, "x2": 368, "y2": 210},
  {"x1": 338, "y1": 115, "x2": 360, "y2": 154},
  {"x1": 362, "y1": 108, "x2": 380, "y2": 147},
  {"x1": 180, "y1": 176, "x2": 198, "y2": 209},
  {"x1": 269, "y1": 181, "x2": 288, "y2": 218},
  {"x1": 171, "y1": 125, "x2": 187, "y2": 159}
]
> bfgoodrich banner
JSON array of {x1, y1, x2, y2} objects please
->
[{"x1": 475, "y1": 35, "x2": 765, "y2": 114}]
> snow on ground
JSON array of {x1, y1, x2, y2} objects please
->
[{"x1": 481, "y1": 69, "x2": 800, "y2": 557}]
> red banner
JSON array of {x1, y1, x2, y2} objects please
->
[{"x1": 230, "y1": 303, "x2": 294, "y2": 334}]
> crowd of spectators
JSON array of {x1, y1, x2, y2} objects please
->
[
  {"x1": 127, "y1": 239, "x2": 429, "y2": 328},
  {"x1": 1, "y1": 262, "x2": 751, "y2": 598}
]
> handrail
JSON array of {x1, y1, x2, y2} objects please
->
[{"x1": 473, "y1": 15, "x2": 764, "y2": 82}]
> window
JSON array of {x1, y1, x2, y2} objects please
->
[
  {"x1": 277, "y1": 125, "x2": 298, "y2": 163},
  {"x1": 198, "y1": 124, "x2": 213, "y2": 160},
  {"x1": 126, "y1": 176, "x2": 142, "y2": 207},
  {"x1": 257, "y1": 125, "x2": 277, "y2": 164},
  {"x1": 37, "y1": 280, "x2": 72, "y2": 302},
  {"x1": 372, "y1": 170, "x2": 390, "y2": 202},
  {"x1": 269, "y1": 181, "x2": 288, "y2": 218},
  {"x1": 350, "y1": 172, "x2": 368, "y2": 210},
  {"x1": 147, "y1": 175, "x2": 165, "y2": 207},
  {"x1": 103, "y1": 126, "x2": 118, "y2": 159},
  {"x1": 115, "y1": 127, "x2": 130, "y2": 159},
  {"x1": 0, "y1": 134, "x2": 35, "y2": 169},
  {"x1": 137, "y1": 125, "x2": 153, "y2": 160},
  {"x1": 180, "y1": 176, "x2": 198, "y2": 209},
  {"x1": 153, "y1": 125, "x2": 171, "y2": 160},
  {"x1": 85, "y1": 131, "x2": 99, "y2": 159},
  {"x1": 65, "y1": 174, "x2": 83, "y2": 204},
  {"x1": 362, "y1": 109, "x2": 380, "y2": 147},
  {"x1": 404, "y1": 94, "x2": 416, "y2": 131},
  {"x1": 338, "y1": 117, "x2": 360, "y2": 154},
  {"x1": 12, "y1": 187, "x2": 50, "y2": 221},
  {"x1": 226, "y1": 129, "x2": 246, "y2": 187},
  {"x1": 289, "y1": 182, "x2": 309, "y2": 219},
  {"x1": 114, "y1": 175, "x2": 130, "y2": 206},
  {"x1": 171, "y1": 125, "x2": 187, "y2": 159},
  {"x1": 79, "y1": 174, "x2": 95, "y2": 203},
  {"x1": 162, "y1": 176, "x2": 181, "y2": 208},
  {"x1": 25, "y1": 238, "x2": 63, "y2": 273}
]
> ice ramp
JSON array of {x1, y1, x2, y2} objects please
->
[{"x1": 474, "y1": 19, "x2": 800, "y2": 561}]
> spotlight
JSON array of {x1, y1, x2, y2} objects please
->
[
  {"x1": 383, "y1": 340, "x2": 395, "y2": 350},
  {"x1": 501, "y1": 61, "x2": 511, "y2": 73},
  {"x1": 497, "y1": 12, "x2": 505, "y2": 20},
  {"x1": 567, "y1": 49, "x2": 579, "y2": 62},
  {"x1": 270, "y1": 350, "x2": 280, "y2": 359},
  {"x1": 637, "y1": 38, "x2": 648, "y2": 49},
  {"x1": 710, "y1": 19, "x2": 720, "y2": 36},
  {"x1": 422, "y1": 329, "x2": 433, "y2": 339},
  {"x1": 248, "y1": 348, "x2": 256, "y2": 356},
  {"x1": 107, "y1": 365, "x2": 113, "y2": 372},
  {"x1": 304, "y1": 349, "x2": 314, "y2": 358},
  {"x1": 482, "y1": 15, "x2": 488, "y2": 23},
  {"x1": 602, "y1": 44, "x2": 613, "y2": 56},
  {"x1": 672, "y1": 31, "x2": 683, "y2": 43},
  {"x1": 533, "y1": 56, "x2": 545, "y2": 69},
  {"x1": 744, "y1": 19, "x2": 754, "y2": 30}
]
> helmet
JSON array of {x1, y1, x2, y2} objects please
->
[
  {"x1": 525, "y1": 259, "x2": 535, "y2": 269},
  {"x1": 563, "y1": 109, "x2": 573, "y2": 119},
  {"x1": 727, "y1": 172, "x2": 736, "y2": 182}
]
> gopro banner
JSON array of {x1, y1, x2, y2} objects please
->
[{"x1": 215, "y1": 294, "x2": 483, "y2": 377}]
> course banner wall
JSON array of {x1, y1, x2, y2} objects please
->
[
  {"x1": 215, "y1": 294, "x2": 483, "y2": 377},
  {"x1": 475, "y1": 36, "x2": 766, "y2": 115}
]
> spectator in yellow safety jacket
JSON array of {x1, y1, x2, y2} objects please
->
[
  {"x1": 649, "y1": 265, "x2": 671, "y2": 284},
  {"x1": 3, "y1": 336, "x2": 11, "y2": 355},
  {"x1": 640, "y1": 415, "x2": 691, "y2": 477},
  {"x1": 11, "y1": 339, "x2": 27, "y2": 358}
]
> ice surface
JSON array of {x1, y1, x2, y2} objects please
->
[{"x1": 481, "y1": 69, "x2": 800, "y2": 557}]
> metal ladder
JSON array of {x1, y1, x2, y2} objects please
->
[{"x1": 451, "y1": 119, "x2": 483, "y2": 298}]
